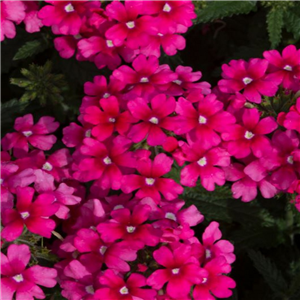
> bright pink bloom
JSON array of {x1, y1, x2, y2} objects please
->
[
  {"x1": 147, "y1": 244, "x2": 203, "y2": 299},
  {"x1": 222, "y1": 108, "x2": 278, "y2": 158},
  {"x1": 174, "y1": 95, "x2": 235, "y2": 147},
  {"x1": 121, "y1": 152, "x2": 183, "y2": 202},
  {"x1": 142, "y1": 1, "x2": 196, "y2": 32},
  {"x1": 73, "y1": 136, "x2": 135, "y2": 190},
  {"x1": 1, "y1": 187, "x2": 58, "y2": 241},
  {"x1": 1, "y1": 244, "x2": 57, "y2": 300},
  {"x1": 218, "y1": 58, "x2": 280, "y2": 103},
  {"x1": 95, "y1": 270, "x2": 156, "y2": 300},
  {"x1": 224, "y1": 162, "x2": 277, "y2": 202},
  {"x1": 278, "y1": 97, "x2": 300, "y2": 133},
  {"x1": 193, "y1": 257, "x2": 236, "y2": 300},
  {"x1": 62, "y1": 122, "x2": 93, "y2": 148},
  {"x1": 179, "y1": 141, "x2": 230, "y2": 191},
  {"x1": 198, "y1": 222, "x2": 235, "y2": 264},
  {"x1": 38, "y1": 0, "x2": 100, "y2": 35},
  {"x1": 54, "y1": 35, "x2": 79, "y2": 59},
  {"x1": 112, "y1": 55, "x2": 177, "y2": 98},
  {"x1": 84, "y1": 95, "x2": 133, "y2": 141},
  {"x1": 127, "y1": 94, "x2": 176, "y2": 146},
  {"x1": 263, "y1": 45, "x2": 300, "y2": 91},
  {"x1": 1, "y1": 0, "x2": 26, "y2": 41},
  {"x1": 74, "y1": 228, "x2": 141, "y2": 273},
  {"x1": 97, "y1": 204, "x2": 159, "y2": 246},
  {"x1": 104, "y1": 1, "x2": 152, "y2": 49},
  {"x1": 1, "y1": 114, "x2": 59, "y2": 157},
  {"x1": 23, "y1": 1, "x2": 43, "y2": 33}
]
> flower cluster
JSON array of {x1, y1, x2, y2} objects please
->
[
  {"x1": 1, "y1": 0, "x2": 42, "y2": 41},
  {"x1": 38, "y1": 0, "x2": 196, "y2": 69}
]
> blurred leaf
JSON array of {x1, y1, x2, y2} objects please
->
[
  {"x1": 284, "y1": 8, "x2": 300, "y2": 41},
  {"x1": 195, "y1": 1, "x2": 257, "y2": 23},
  {"x1": 13, "y1": 40, "x2": 46, "y2": 61},
  {"x1": 248, "y1": 250, "x2": 288, "y2": 296},
  {"x1": 267, "y1": 8, "x2": 284, "y2": 48}
]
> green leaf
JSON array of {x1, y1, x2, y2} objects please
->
[
  {"x1": 195, "y1": 1, "x2": 257, "y2": 23},
  {"x1": 248, "y1": 250, "x2": 288, "y2": 296},
  {"x1": 13, "y1": 40, "x2": 46, "y2": 61},
  {"x1": 267, "y1": 9, "x2": 284, "y2": 48},
  {"x1": 284, "y1": 8, "x2": 300, "y2": 40},
  {"x1": 183, "y1": 185, "x2": 275, "y2": 226}
]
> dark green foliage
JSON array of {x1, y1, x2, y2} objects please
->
[
  {"x1": 267, "y1": 8, "x2": 284, "y2": 48},
  {"x1": 13, "y1": 39, "x2": 48, "y2": 61}
]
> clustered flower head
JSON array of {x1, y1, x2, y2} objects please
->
[{"x1": 1, "y1": 0, "x2": 300, "y2": 299}]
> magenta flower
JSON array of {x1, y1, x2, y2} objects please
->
[
  {"x1": 84, "y1": 95, "x2": 133, "y2": 141},
  {"x1": 1, "y1": 0, "x2": 26, "y2": 41},
  {"x1": 147, "y1": 244, "x2": 203, "y2": 299},
  {"x1": 73, "y1": 136, "x2": 135, "y2": 190},
  {"x1": 23, "y1": 1, "x2": 43, "y2": 33},
  {"x1": 263, "y1": 45, "x2": 300, "y2": 91},
  {"x1": 222, "y1": 108, "x2": 278, "y2": 158},
  {"x1": 193, "y1": 257, "x2": 236, "y2": 300},
  {"x1": 278, "y1": 97, "x2": 300, "y2": 133},
  {"x1": 112, "y1": 54, "x2": 177, "y2": 98},
  {"x1": 96, "y1": 270, "x2": 156, "y2": 300},
  {"x1": 62, "y1": 122, "x2": 93, "y2": 148},
  {"x1": 38, "y1": 0, "x2": 100, "y2": 35},
  {"x1": 218, "y1": 58, "x2": 280, "y2": 103},
  {"x1": 97, "y1": 204, "x2": 159, "y2": 246},
  {"x1": 127, "y1": 94, "x2": 176, "y2": 146},
  {"x1": 104, "y1": 0, "x2": 152, "y2": 49},
  {"x1": 1, "y1": 187, "x2": 58, "y2": 241},
  {"x1": 174, "y1": 95, "x2": 235, "y2": 147},
  {"x1": 1, "y1": 244, "x2": 57, "y2": 300},
  {"x1": 1, "y1": 114, "x2": 59, "y2": 157},
  {"x1": 54, "y1": 35, "x2": 79, "y2": 59},
  {"x1": 179, "y1": 141, "x2": 230, "y2": 191},
  {"x1": 121, "y1": 152, "x2": 183, "y2": 202},
  {"x1": 198, "y1": 222, "x2": 235, "y2": 264}
]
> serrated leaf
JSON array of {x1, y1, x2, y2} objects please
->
[
  {"x1": 284, "y1": 8, "x2": 300, "y2": 40},
  {"x1": 267, "y1": 9, "x2": 284, "y2": 48},
  {"x1": 13, "y1": 40, "x2": 46, "y2": 60},
  {"x1": 183, "y1": 185, "x2": 275, "y2": 226},
  {"x1": 248, "y1": 250, "x2": 288, "y2": 296},
  {"x1": 195, "y1": 1, "x2": 257, "y2": 24}
]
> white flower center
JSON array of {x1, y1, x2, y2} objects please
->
[
  {"x1": 140, "y1": 77, "x2": 149, "y2": 83},
  {"x1": 106, "y1": 40, "x2": 114, "y2": 48},
  {"x1": 126, "y1": 21, "x2": 135, "y2": 29},
  {"x1": 163, "y1": 3, "x2": 171, "y2": 12},
  {"x1": 205, "y1": 249, "x2": 212, "y2": 259},
  {"x1": 244, "y1": 131, "x2": 255, "y2": 139},
  {"x1": 42, "y1": 162, "x2": 53, "y2": 171},
  {"x1": 145, "y1": 178, "x2": 155, "y2": 185},
  {"x1": 287, "y1": 155, "x2": 294, "y2": 164},
  {"x1": 173, "y1": 79, "x2": 182, "y2": 85},
  {"x1": 85, "y1": 129, "x2": 91, "y2": 138},
  {"x1": 149, "y1": 117, "x2": 159, "y2": 124},
  {"x1": 103, "y1": 93, "x2": 110, "y2": 98},
  {"x1": 165, "y1": 212, "x2": 177, "y2": 221},
  {"x1": 64, "y1": 3, "x2": 75, "y2": 13},
  {"x1": 126, "y1": 226, "x2": 136, "y2": 233},
  {"x1": 198, "y1": 115, "x2": 207, "y2": 124},
  {"x1": 283, "y1": 65, "x2": 292, "y2": 71},
  {"x1": 103, "y1": 156, "x2": 112, "y2": 165},
  {"x1": 20, "y1": 211, "x2": 30, "y2": 220},
  {"x1": 202, "y1": 277, "x2": 208, "y2": 284},
  {"x1": 120, "y1": 286, "x2": 129, "y2": 295},
  {"x1": 242, "y1": 77, "x2": 253, "y2": 85},
  {"x1": 99, "y1": 246, "x2": 107, "y2": 255},
  {"x1": 114, "y1": 204, "x2": 124, "y2": 210},
  {"x1": 171, "y1": 268, "x2": 180, "y2": 274},
  {"x1": 22, "y1": 130, "x2": 33, "y2": 137},
  {"x1": 109, "y1": 117, "x2": 116, "y2": 123},
  {"x1": 85, "y1": 285, "x2": 94, "y2": 294},
  {"x1": 157, "y1": 33, "x2": 164, "y2": 37},
  {"x1": 13, "y1": 274, "x2": 24, "y2": 282},
  {"x1": 197, "y1": 157, "x2": 207, "y2": 167}
]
